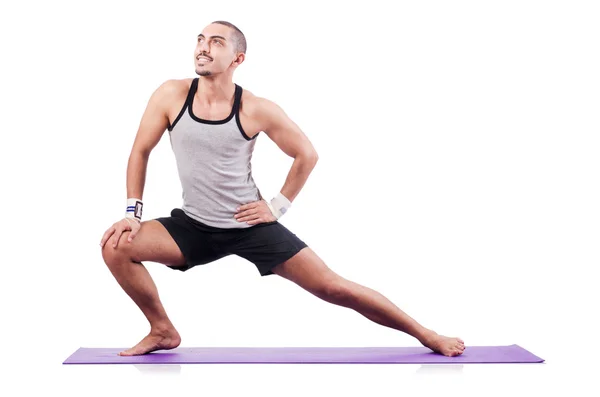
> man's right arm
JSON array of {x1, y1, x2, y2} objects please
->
[{"x1": 126, "y1": 80, "x2": 180, "y2": 200}]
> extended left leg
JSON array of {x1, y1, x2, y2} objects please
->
[{"x1": 271, "y1": 247, "x2": 465, "y2": 357}]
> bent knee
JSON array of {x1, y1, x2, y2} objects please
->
[{"x1": 101, "y1": 231, "x2": 133, "y2": 265}]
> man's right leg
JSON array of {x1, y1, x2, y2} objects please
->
[{"x1": 101, "y1": 219, "x2": 186, "y2": 356}]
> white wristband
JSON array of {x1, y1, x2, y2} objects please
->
[
  {"x1": 267, "y1": 192, "x2": 291, "y2": 219},
  {"x1": 125, "y1": 198, "x2": 143, "y2": 221}
]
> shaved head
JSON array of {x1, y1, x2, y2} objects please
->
[{"x1": 211, "y1": 20, "x2": 247, "y2": 54}]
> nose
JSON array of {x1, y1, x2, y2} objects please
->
[{"x1": 197, "y1": 40, "x2": 210, "y2": 56}]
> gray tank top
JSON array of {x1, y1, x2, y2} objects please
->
[{"x1": 167, "y1": 78, "x2": 263, "y2": 229}]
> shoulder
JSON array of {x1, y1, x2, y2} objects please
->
[
  {"x1": 144, "y1": 78, "x2": 194, "y2": 114},
  {"x1": 239, "y1": 88, "x2": 286, "y2": 126},
  {"x1": 155, "y1": 78, "x2": 194, "y2": 100}
]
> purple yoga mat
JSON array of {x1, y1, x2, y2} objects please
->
[{"x1": 63, "y1": 344, "x2": 543, "y2": 364}]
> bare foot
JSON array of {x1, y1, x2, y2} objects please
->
[
  {"x1": 119, "y1": 328, "x2": 181, "y2": 356},
  {"x1": 420, "y1": 330, "x2": 465, "y2": 357}
]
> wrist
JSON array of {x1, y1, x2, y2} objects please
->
[
  {"x1": 267, "y1": 192, "x2": 291, "y2": 219},
  {"x1": 125, "y1": 198, "x2": 143, "y2": 221}
]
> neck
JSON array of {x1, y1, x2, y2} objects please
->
[{"x1": 195, "y1": 76, "x2": 235, "y2": 105}]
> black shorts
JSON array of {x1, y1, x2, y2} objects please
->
[{"x1": 154, "y1": 208, "x2": 308, "y2": 276}]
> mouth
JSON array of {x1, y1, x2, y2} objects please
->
[{"x1": 197, "y1": 57, "x2": 212, "y2": 63}]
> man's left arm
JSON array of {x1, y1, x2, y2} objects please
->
[
  {"x1": 258, "y1": 97, "x2": 319, "y2": 204},
  {"x1": 235, "y1": 97, "x2": 318, "y2": 225}
]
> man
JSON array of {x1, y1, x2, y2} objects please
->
[{"x1": 100, "y1": 20, "x2": 465, "y2": 357}]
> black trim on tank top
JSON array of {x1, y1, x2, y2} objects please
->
[
  {"x1": 235, "y1": 114, "x2": 255, "y2": 141},
  {"x1": 167, "y1": 78, "x2": 198, "y2": 132},
  {"x1": 187, "y1": 78, "x2": 239, "y2": 125},
  {"x1": 232, "y1": 86, "x2": 259, "y2": 141}
]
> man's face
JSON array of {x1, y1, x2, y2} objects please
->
[{"x1": 194, "y1": 24, "x2": 238, "y2": 76}]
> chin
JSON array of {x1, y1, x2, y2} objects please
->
[{"x1": 197, "y1": 70, "x2": 212, "y2": 76}]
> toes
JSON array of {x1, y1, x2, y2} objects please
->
[
  {"x1": 448, "y1": 345, "x2": 465, "y2": 356},
  {"x1": 119, "y1": 347, "x2": 142, "y2": 356},
  {"x1": 446, "y1": 348, "x2": 462, "y2": 357}
]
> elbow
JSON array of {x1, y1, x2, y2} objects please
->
[
  {"x1": 130, "y1": 148, "x2": 151, "y2": 160},
  {"x1": 306, "y1": 146, "x2": 319, "y2": 163},
  {"x1": 301, "y1": 150, "x2": 319, "y2": 166}
]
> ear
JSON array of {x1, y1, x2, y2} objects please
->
[{"x1": 234, "y1": 52, "x2": 245, "y2": 65}]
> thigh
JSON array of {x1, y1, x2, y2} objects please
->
[
  {"x1": 117, "y1": 219, "x2": 187, "y2": 267},
  {"x1": 154, "y1": 208, "x2": 231, "y2": 271}
]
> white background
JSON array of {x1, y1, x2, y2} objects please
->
[{"x1": 0, "y1": 0, "x2": 598, "y2": 395}]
